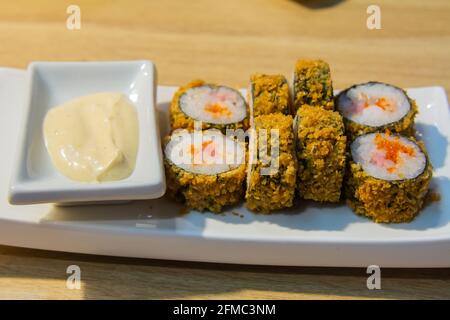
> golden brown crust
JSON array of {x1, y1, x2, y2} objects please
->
[
  {"x1": 249, "y1": 74, "x2": 290, "y2": 116},
  {"x1": 296, "y1": 105, "x2": 347, "y2": 202},
  {"x1": 245, "y1": 114, "x2": 297, "y2": 213},
  {"x1": 293, "y1": 59, "x2": 334, "y2": 113}
]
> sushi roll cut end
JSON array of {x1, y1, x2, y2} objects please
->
[
  {"x1": 351, "y1": 132, "x2": 426, "y2": 181},
  {"x1": 347, "y1": 132, "x2": 432, "y2": 223},
  {"x1": 170, "y1": 80, "x2": 249, "y2": 132},
  {"x1": 164, "y1": 130, "x2": 246, "y2": 213},
  {"x1": 336, "y1": 82, "x2": 417, "y2": 140}
]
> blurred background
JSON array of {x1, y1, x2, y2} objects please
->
[{"x1": 1, "y1": 0, "x2": 448, "y2": 92}]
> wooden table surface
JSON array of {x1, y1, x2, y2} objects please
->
[{"x1": 0, "y1": 0, "x2": 449, "y2": 300}]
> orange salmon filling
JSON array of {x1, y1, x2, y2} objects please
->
[
  {"x1": 361, "y1": 95, "x2": 395, "y2": 112},
  {"x1": 204, "y1": 103, "x2": 232, "y2": 118},
  {"x1": 374, "y1": 97, "x2": 391, "y2": 110},
  {"x1": 188, "y1": 140, "x2": 216, "y2": 158},
  {"x1": 375, "y1": 134, "x2": 415, "y2": 165},
  {"x1": 202, "y1": 140, "x2": 213, "y2": 149}
]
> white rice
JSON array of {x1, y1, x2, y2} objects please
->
[
  {"x1": 179, "y1": 85, "x2": 247, "y2": 125},
  {"x1": 165, "y1": 130, "x2": 245, "y2": 175},
  {"x1": 337, "y1": 82, "x2": 410, "y2": 127},
  {"x1": 351, "y1": 133, "x2": 426, "y2": 181}
]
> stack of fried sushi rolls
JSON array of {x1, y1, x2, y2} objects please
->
[
  {"x1": 170, "y1": 80, "x2": 249, "y2": 132},
  {"x1": 248, "y1": 74, "x2": 290, "y2": 118},
  {"x1": 336, "y1": 82, "x2": 417, "y2": 141},
  {"x1": 292, "y1": 59, "x2": 334, "y2": 113},
  {"x1": 346, "y1": 132, "x2": 432, "y2": 223},
  {"x1": 164, "y1": 130, "x2": 246, "y2": 213},
  {"x1": 245, "y1": 114, "x2": 297, "y2": 213},
  {"x1": 295, "y1": 105, "x2": 347, "y2": 202}
]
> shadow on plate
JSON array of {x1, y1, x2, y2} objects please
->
[
  {"x1": 416, "y1": 123, "x2": 448, "y2": 169},
  {"x1": 156, "y1": 101, "x2": 171, "y2": 138},
  {"x1": 41, "y1": 195, "x2": 184, "y2": 231},
  {"x1": 184, "y1": 174, "x2": 450, "y2": 232},
  {"x1": 185, "y1": 199, "x2": 362, "y2": 232},
  {"x1": 41, "y1": 173, "x2": 449, "y2": 233},
  {"x1": 386, "y1": 176, "x2": 450, "y2": 231}
]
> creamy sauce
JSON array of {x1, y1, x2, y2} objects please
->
[{"x1": 43, "y1": 92, "x2": 139, "y2": 182}]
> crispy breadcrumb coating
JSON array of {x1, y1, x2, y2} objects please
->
[
  {"x1": 249, "y1": 74, "x2": 290, "y2": 116},
  {"x1": 293, "y1": 59, "x2": 334, "y2": 113},
  {"x1": 296, "y1": 105, "x2": 347, "y2": 202},
  {"x1": 246, "y1": 114, "x2": 297, "y2": 213}
]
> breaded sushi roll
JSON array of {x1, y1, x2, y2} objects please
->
[
  {"x1": 336, "y1": 82, "x2": 417, "y2": 140},
  {"x1": 292, "y1": 59, "x2": 334, "y2": 112},
  {"x1": 249, "y1": 74, "x2": 290, "y2": 118},
  {"x1": 295, "y1": 105, "x2": 347, "y2": 202},
  {"x1": 246, "y1": 114, "x2": 297, "y2": 213},
  {"x1": 346, "y1": 132, "x2": 432, "y2": 223},
  {"x1": 170, "y1": 80, "x2": 249, "y2": 133},
  {"x1": 164, "y1": 130, "x2": 246, "y2": 213}
]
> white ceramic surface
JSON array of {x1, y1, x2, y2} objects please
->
[
  {"x1": 1, "y1": 67, "x2": 450, "y2": 267},
  {"x1": 8, "y1": 61, "x2": 165, "y2": 204}
]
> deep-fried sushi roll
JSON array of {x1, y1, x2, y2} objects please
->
[
  {"x1": 170, "y1": 80, "x2": 249, "y2": 133},
  {"x1": 246, "y1": 114, "x2": 297, "y2": 213},
  {"x1": 295, "y1": 105, "x2": 347, "y2": 202},
  {"x1": 292, "y1": 59, "x2": 334, "y2": 113},
  {"x1": 346, "y1": 132, "x2": 432, "y2": 223},
  {"x1": 249, "y1": 73, "x2": 290, "y2": 118},
  {"x1": 164, "y1": 130, "x2": 246, "y2": 213}
]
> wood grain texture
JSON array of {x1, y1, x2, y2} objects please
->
[
  {"x1": 1, "y1": 246, "x2": 450, "y2": 300},
  {"x1": 0, "y1": 0, "x2": 449, "y2": 300}
]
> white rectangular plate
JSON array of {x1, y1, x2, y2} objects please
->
[{"x1": 1, "y1": 67, "x2": 449, "y2": 267}]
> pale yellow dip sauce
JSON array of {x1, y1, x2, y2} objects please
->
[{"x1": 43, "y1": 92, "x2": 139, "y2": 183}]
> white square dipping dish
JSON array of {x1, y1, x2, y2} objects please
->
[{"x1": 9, "y1": 61, "x2": 166, "y2": 205}]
